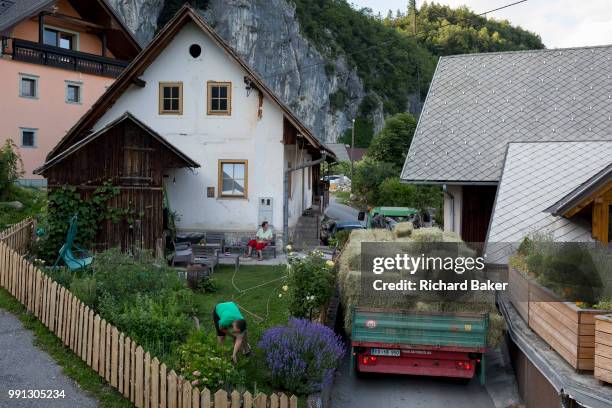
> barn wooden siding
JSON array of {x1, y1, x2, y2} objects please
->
[{"x1": 43, "y1": 119, "x2": 194, "y2": 252}]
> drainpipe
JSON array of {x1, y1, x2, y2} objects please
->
[
  {"x1": 284, "y1": 153, "x2": 327, "y2": 247},
  {"x1": 442, "y1": 184, "x2": 455, "y2": 232}
]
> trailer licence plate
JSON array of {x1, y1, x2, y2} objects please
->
[{"x1": 370, "y1": 348, "x2": 401, "y2": 357}]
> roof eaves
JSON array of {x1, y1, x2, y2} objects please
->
[{"x1": 544, "y1": 163, "x2": 612, "y2": 216}]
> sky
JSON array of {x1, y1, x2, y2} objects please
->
[{"x1": 350, "y1": 0, "x2": 612, "y2": 49}]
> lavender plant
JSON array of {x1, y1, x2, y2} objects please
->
[{"x1": 258, "y1": 318, "x2": 345, "y2": 395}]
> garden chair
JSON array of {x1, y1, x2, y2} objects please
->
[
  {"x1": 203, "y1": 232, "x2": 225, "y2": 252},
  {"x1": 53, "y1": 214, "x2": 93, "y2": 271},
  {"x1": 172, "y1": 241, "x2": 193, "y2": 266},
  {"x1": 192, "y1": 244, "x2": 219, "y2": 273}
]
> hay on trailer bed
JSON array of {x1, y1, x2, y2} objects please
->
[{"x1": 338, "y1": 227, "x2": 506, "y2": 348}]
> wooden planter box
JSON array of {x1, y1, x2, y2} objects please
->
[
  {"x1": 595, "y1": 315, "x2": 612, "y2": 384},
  {"x1": 508, "y1": 268, "x2": 611, "y2": 371}
]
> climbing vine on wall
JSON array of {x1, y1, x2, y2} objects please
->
[{"x1": 36, "y1": 182, "x2": 143, "y2": 262}]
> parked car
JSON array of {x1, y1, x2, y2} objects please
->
[{"x1": 320, "y1": 218, "x2": 364, "y2": 245}]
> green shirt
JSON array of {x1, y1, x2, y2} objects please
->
[
  {"x1": 215, "y1": 302, "x2": 244, "y2": 328},
  {"x1": 256, "y1": 227, "x2": 273, "y2": 241}
]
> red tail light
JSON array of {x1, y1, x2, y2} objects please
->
[
  {"x1": 465, "y1": 363, "x2": 472, "y2": 370},
  {"x1": 362, "y1": 356, "x2": 369, "y2": 365},
  {"x1": 369, "y1": 356, "x2": 377, "y2": 362},
  {"x1": 456, "y1": 361, "x2": 472, "y2": 370}
]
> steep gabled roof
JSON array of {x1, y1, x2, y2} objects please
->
[
  {"x1": 34, "y1": 112, "x2": 200, "y2": 175},
  {"x1": 0, "y1": 0, "x2": 52, "y2": 33},
  {"x1": 401, "y1": 46, "x2": 612, "y2": 184},
  {"x1": 545, "y1": 163, "x2": 612, "y2": 216},
  {"x1": 0, "y1": 0, "x2": 141, "y2": 55},
  {"x1": 484, "y1": 140, "x2": 612, "y2": 264},
  {"x1": 46, "y1": 3, "x2": 333, "y2": 161}
]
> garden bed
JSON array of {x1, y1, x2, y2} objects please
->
[
  {"x1": 595, "y1": 315, "x2": 612, "y2": 384},
  {"x1": 508, "y1": 268, "x2": 611, "y2": 371}
]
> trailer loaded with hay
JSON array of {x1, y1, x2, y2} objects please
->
[{"x1": 337, "y1": 224, "x2": 506, "y2": 384}]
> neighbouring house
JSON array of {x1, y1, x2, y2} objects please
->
[
  {"x1": 485, "y1": 141, "x2": 612, "y2": 264},
  {"x1": 401, "y1": 46, "x2": 612, "y2": 408},
  {"x1": 0, "y1": 0, "x2": 141, "y2": 185},
  {"x1": 35, "y1": 4, "x2": 335, "y2": 250},
  {"x1": 401, "y1": 46, "x2": 612, "y2": 246}
]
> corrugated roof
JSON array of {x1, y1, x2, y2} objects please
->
[
  {"x1": 325, "y1": 143, "x2": 350, "y2": 162},
  {"x1": 484, "y1": 141, "x2": 612, "y2": 264},
  {"x1": 401, "y1": 46, "x2": 612, "y2": 183}
]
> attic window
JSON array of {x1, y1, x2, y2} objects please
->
[
  {"x1": 207, "y1": 82, "x2": 231, "y2": 115},
  {"x1": 189, "y1": 44, "x2": 202, "y2": 58},
  {"x1": 159, "y1": 82, "x2": 183, "y2": 115}
]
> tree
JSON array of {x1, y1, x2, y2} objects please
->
[
  {"x1": 367, "y1": 113, "x2": 417, "y2": 169},
  {"x1": 0, "y1": 140, "x2": 24, "y2": 199},
  {"x1": 377, "y1": 177, "x2": 442, "y2": 210},
  {"x1": 351, "y1": 158, "x2": 398, "y2": 204}
]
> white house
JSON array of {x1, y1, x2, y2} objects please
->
[{"x1": 38, "y1": 4, "x2": 335, "y2": 246}]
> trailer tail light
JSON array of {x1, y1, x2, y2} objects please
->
[
  {"x1": 369, "y1": 356, "x2": 377, "y2": 362},
  {"x1": 365, "y1": 319, "x2": 377, "y2": 329},
  {"x1": 362, "y1": 356, "x2": 369, "y2": 365},
  {"x1": 456, "y1": 361, "x2": 472, "y2": 370}
]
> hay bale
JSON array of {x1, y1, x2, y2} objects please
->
[{"x1": 394, "y1": 222, "x2": 413, "y2": 238}]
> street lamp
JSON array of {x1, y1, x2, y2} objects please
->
[{"x1": 350, "y1": 118, "x2": 355, "y2": 180}]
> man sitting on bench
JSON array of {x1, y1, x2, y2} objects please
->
[{"x1": 244, "y1": 221, "x2": 272, "y2": 261}]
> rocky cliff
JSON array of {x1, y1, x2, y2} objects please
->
[{"x1": 107, "y1": 0, "x2": 378, "y2": 143}]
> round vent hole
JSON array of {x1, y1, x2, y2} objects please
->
[{"x1": 189, "y1": 44, "x2": 202, "y2": 58}]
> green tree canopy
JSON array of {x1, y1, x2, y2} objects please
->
[{"x1": 367, "y1": 113, "x2": 417, "y2": 169}]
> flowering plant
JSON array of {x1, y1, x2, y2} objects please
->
[
  {"x1": 286, "y1": 252, "x2": 336, "y2": 318},
  {"x1": 258, "y1": 318, "x2": 345, "y2": 394},
  {"x1": 177, "y1": 331, "x2": 245, "y2": 390}
]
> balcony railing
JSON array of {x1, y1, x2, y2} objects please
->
[{"x1": 10, "y1": 38, "x2": 129, "y2": 78}]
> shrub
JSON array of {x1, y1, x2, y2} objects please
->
[
  {"x1": 351, "y1": 158, "x2": 397, "y2": 203},
  {"x1": 178, "y1": 331, "x2": 245, "y2": 391},
  {"x1": 286, "y1": 252, "x2": 336, "y2": 318},
  {"x1": 99, "y1": 290, "x2": 194, "y2": 358},
  {"x1": 367, "y1": 113, "x2": 417, "y2": 169},
  {"x1": 258, "y1": 318, "x2": 345, "y2": 395},
  {"x1": 0, "y1": 139, "x2": 23, "y2": 198}
]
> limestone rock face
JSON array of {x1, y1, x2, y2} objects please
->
[{"x1": 106, "y1": 0, "x2": 383, "y2": 143}]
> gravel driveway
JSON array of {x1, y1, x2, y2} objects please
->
[{"x1": 0, "y1": 309, "x2": 98, "y2": 408}]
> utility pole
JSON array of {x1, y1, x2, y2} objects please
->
[{"x1": 350, "y1": 118, "x2": 355, "y2": 180}]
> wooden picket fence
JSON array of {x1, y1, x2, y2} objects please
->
[
  {"x1": 0, "y1": 217, "x2": 35, "y2": 254},
  {"x1": 0, "y1": 221, "x2": 297, "y2": 408}
]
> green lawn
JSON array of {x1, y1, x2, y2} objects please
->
[
  {"x1": 0, "y1": 288, "x2": 131, "y2": 408},
  {"x1": 192, "y1": 263, "x2": 290, "y2": 394}
]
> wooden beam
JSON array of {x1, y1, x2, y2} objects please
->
[
  {"x1": 47, "y1": 13, "x2": 108, "y2": 31},
  {"x1": 101, "y1": 31, "x2": 107, "y2": 57},
  {"x1": 131, "y1": 77, "x2": 146, "y2": 88},
  {"x1": 38, "y1": 13, "x2": 44, "y2": 44}
]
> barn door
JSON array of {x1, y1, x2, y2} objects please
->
[{"x1": 122, "y1": 124, "x2": 153, "y2": 185}]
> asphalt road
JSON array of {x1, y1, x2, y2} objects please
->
[
  {"x1": 331, "y1": 355, "x2": 496, "y2": 408},
  {"x1": 325, "y1": 196, "x2": 360, "y2": 222},
  {"x1": 0, "y1": 309, "x2": 98, "y2": 408}
]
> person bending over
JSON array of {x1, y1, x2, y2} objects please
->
[
  {"x1": 212, "y1": 301, "x2": 252, "y2": 364},
  {"x1": 244, "y1": 221, "x2": 272, "y2": 261}
]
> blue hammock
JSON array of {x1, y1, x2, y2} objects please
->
[{"x1": 53, "y1": 214, "x2": 93, "y2": 271}]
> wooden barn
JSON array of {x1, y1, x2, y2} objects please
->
[{"x1": 35, "y1": 112, "x2": 199, "y2": 252}]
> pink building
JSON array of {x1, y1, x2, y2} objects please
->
[{"x1": 0, "y1": 0, "x2": 140, "y2": 185}]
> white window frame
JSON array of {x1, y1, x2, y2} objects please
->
[
  {"x1": 20, "y1": 127, "x2": 38, "y2": 148},
  {"x1": 65, "y1": 81, "x2": 83, "y2": 104},
  {"x1": 43, "y1": 25, "x2": 80, "y2": 51},
  {"x1": 19, "y1": 73, "x2": 38, "y2": 99}
]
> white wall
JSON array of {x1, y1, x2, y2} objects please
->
[
  {"x1": 91, "y1": 21, "x2": 311, "y2": 235},
  {"x1": 443, "y1": 185, "x2": 462, "y2": 234},
  {"x1": 284, "y1": 144, "x2": 313, "y2": 225}
]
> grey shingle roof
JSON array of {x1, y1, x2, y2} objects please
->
[
  {"x1": 545, "y1": 163, "x2": 612, "y2": 216},
  {"x1": 401, "y1": 46, "x2": 612, "y2": 183},
  {"x1": 484, "y1": 141, "x2": 612, "y2": 265},
  {"x1": 0, "y1": 0, "x2": 52, "y2": 33}
]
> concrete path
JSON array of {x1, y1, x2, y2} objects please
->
[{"x1": 0, "y1": 309, "x2": 98, "y2": 408}]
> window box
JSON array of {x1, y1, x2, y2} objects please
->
[{"x1": 595, "y1": 315, "x2": 612, "y2": 384}]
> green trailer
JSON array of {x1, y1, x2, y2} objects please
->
[{"x1": 351, "y1": 307, "x2": 489, "y2": 384}]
